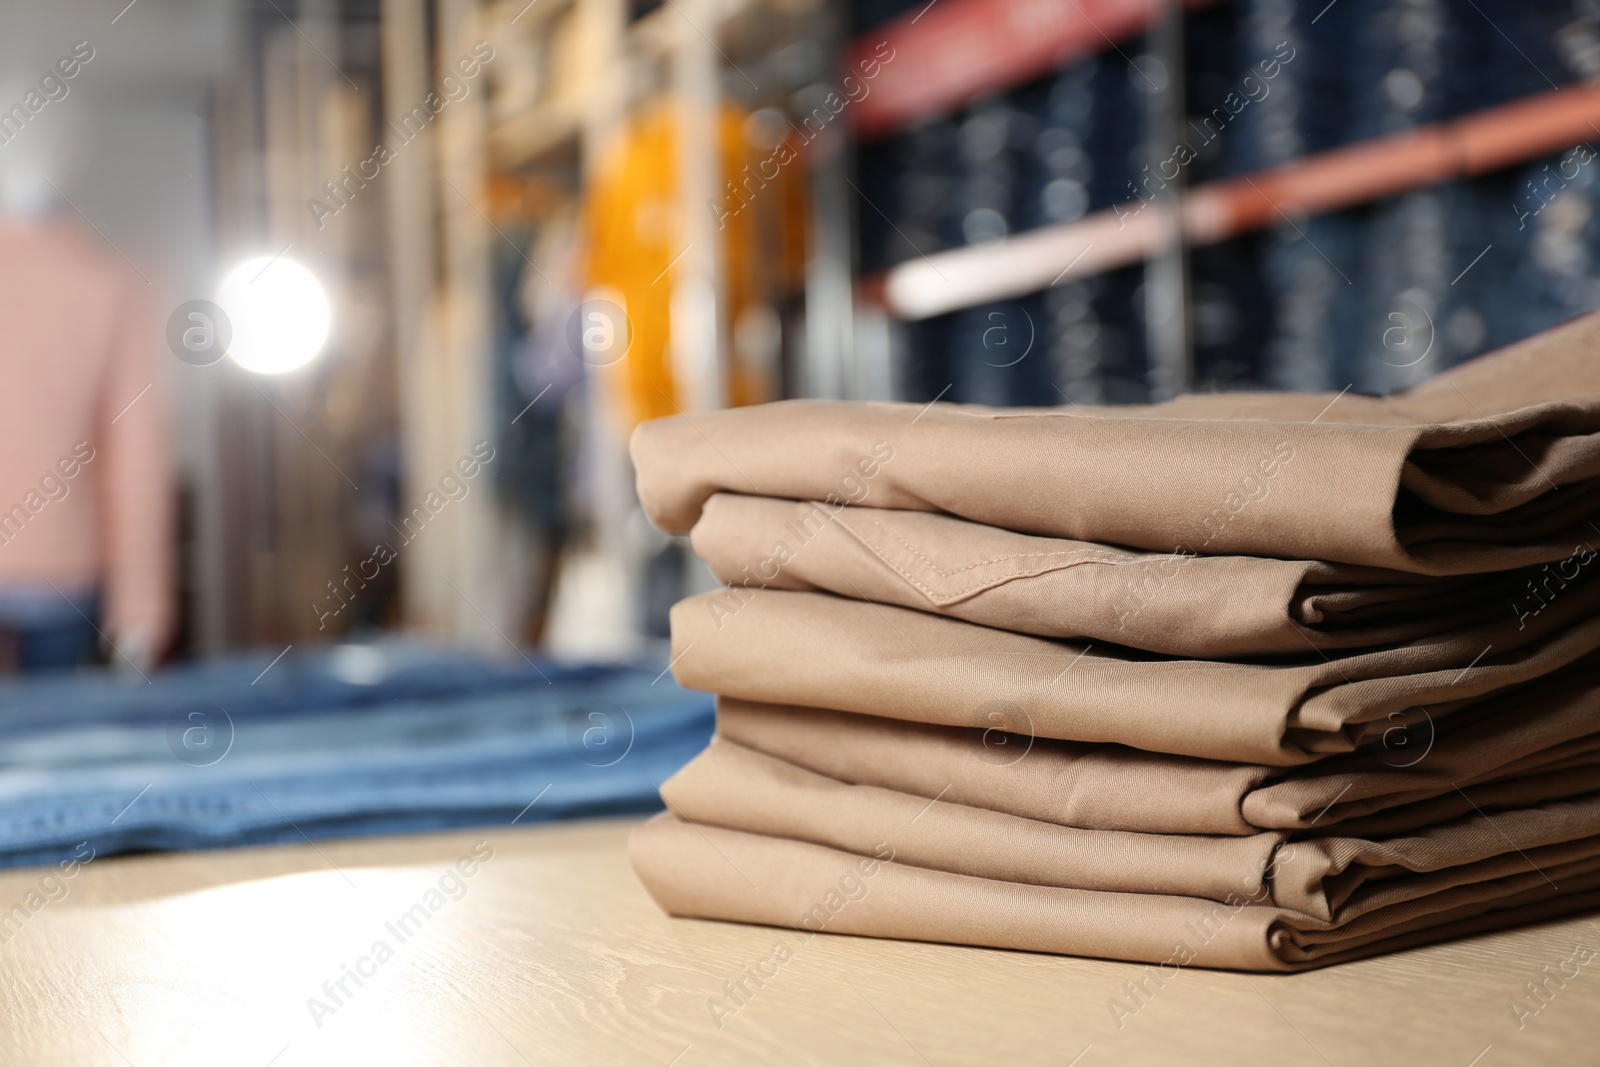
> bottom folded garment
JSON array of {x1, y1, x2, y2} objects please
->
[
  {"x1": 630, "y1": 673, "x2": 1600, "y2": 970},
  {"x1": 630, "y1": 813, "x2": 1600, "y2": 972},
  {"x1": 658, "y1": 737, "x2": 1600, "y2": 920}
]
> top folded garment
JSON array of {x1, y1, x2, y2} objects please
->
[
  {"x1": 633, "y1": 313, "x2": 1600, "y2": 574},
  {"x1": 686, "y1": 493, "x2": 1539, "y2": 658}
]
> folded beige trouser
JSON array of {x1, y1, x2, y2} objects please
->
[
  {"x1": 657, "y1": 736, "x2": 1600, "y2": 922},
  {"x1": 633, "y1": 315, "x2": 1600, "y2": 576},
  {"x1": 713, "y1": 666, "x2": 1600, "y2": 835},
  {"x1": 669, "y1": 583, "x2": 1600, "y2": 763},
  {"x1": 630, "y1": 812, "x2": 1600, "y2": 971},
  {"x1": 629, "y1": 313, "x2": 1600, "y2": 970},
  {"x1": 688, "y1": 493, "x2": 1555, "y2": 658}
]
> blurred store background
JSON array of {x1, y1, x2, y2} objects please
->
[{"x1": 2, "y1": 0, "x2": 1599, "y2": 673}]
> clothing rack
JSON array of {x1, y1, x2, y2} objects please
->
[{"x1": 876, "y1": 82, "x2": 1600, "y2": 321}]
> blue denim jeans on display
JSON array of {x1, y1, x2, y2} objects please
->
[
  {"x1": 0, "y1": 589, "x2": 100, "y2": 674},
  {"x1": 11, "y1": 616, "x2": 98, "y2": 672},
  {"x1": 0, "y1": 641, "x2": 712, "y2": 869}
]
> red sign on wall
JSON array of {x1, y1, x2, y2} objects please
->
[{"x1": 849, "y1": 0, "x2": 1215, "y2": 140}]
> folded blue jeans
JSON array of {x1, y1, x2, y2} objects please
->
[{"x1": 0, "y1": 641, "x2": 712, "y2": 869}]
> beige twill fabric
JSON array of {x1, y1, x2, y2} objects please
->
[
  {"x1": 629, "y1": 312, "x2": 1600, "y2": 970},
  {"x1": 632, "y1": 314, "x2": 1600, "y2": 574},
  {"x1": 667, "y1": 584, "x2": 1600, "y2": 763}
]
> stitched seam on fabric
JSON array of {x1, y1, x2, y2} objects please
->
[
  {"x1": 849, "y1": 512, "x2": 1133, "y2": 574},
  {"x1": 843, "y1": 513, "x2": 1169, "y2": 601}
]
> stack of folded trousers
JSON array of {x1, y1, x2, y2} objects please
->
[{"x1": 626, "y1": 312, "x2": 1600, "y2": 971}]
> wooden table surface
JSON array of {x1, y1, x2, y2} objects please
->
[{"x1": 0, "y1": 816, "x2": 1595, "y2": 1066}]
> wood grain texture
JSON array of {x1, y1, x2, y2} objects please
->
[{"x1": 0, "y1": 817, "x2": 1595, "y2": 1065}]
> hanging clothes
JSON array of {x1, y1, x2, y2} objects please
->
[{"x1": 581, "y1": 98, "x2": 806, "y2": 431}]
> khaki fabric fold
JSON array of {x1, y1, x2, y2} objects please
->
[
  {"x1": 662, "y1": 738, "x2": 1284, "y2": 904},
  {"x1": 714, "y1": 666, "x2": 1600, "y2": 835},
  {"x1": 671, "y1": 584, "x2": 1600, "y2": 763},
  {"x1": 633, "y1": 314, "x2": 1600, "y2": 574},
  {"x1": 1336, "y1": 764, "x2": 1600, "y2": 839},
  {"x1": 630, "y1": 814, "x2": 1600, "y2": 971},
  {"x1": 689, "y1": 493, "x2": 1521, "y2": 658},
  {"x1": 719, "y1": 697, "x2": 1268, "y2": 835},
  {"x1": 659, "y1": 737, "x2": 1600, "y2": 923},
  {"x1": 1275, "y1": 802, "x2": 1600, "y2": 920},
  {"x1": 632, "y1": 313, "x2": 1600, "y2": 970}
]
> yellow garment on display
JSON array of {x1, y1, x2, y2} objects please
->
[{"x1": 582, "y1": 98, "x2": 805, "y2": 431}]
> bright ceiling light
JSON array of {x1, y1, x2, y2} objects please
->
[{"x1": 218, "y1": 255, "x2": 330, "y2": 374}]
